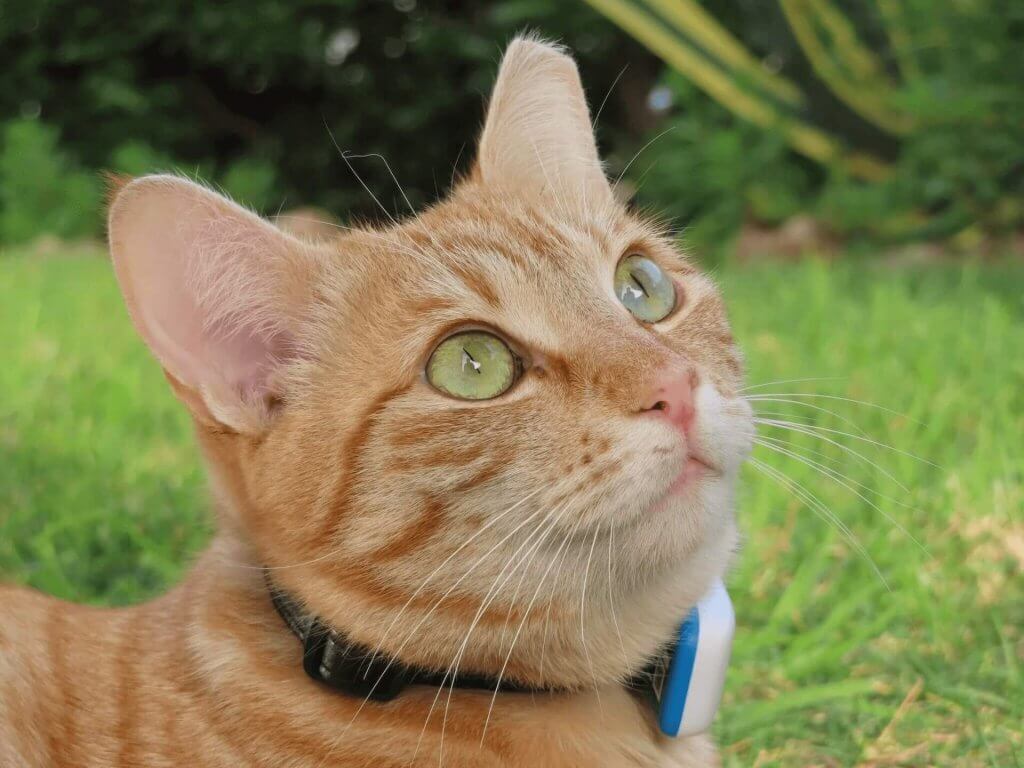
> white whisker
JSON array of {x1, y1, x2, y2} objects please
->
[
  {"x1": 606, "y1": 525, "x2": 630, "y2": 674},
  {"x1": 746, "y1": 392, "x2": 923, "y2": 425},
  {"x1": 480, "y1": 501, "x2": 590, "y2": 746},
  {"x1": 592, "y1": 65, "x2": 627, "y2": 131},
  {"x1": 754, "y1": 419, "x2": 913, "y2": 493},
  {"x1": 323, "y1": 118, "x2": 400, "y2": 228},
  {"x1": 748, "y1": 397, "x2": 871, "y2": 437},
  {"x1": 366, "y1": 486, "x2": 546, "y2": 669},
  {"x1": 612, "y1": 127, "x2": 676, "y2": 191},
  {"x1": 753, "y1": 434, "x2": 917, "y2": 506},
  {"x1": 740, "y1": 377, "x2": 846, "y2": 392},
  {"x1": 579, "y1": 527, "x2": 604, "y2": 715},
  {"x1": 317, "y1": 489, "x2": 555, "y2": 764},
  {"x1": 755, "y1": 417, "x2": 940, "y2": 468},
  {"x1": 440, "y1": 493, "x2": 578, "y2": 758},
  {"x1": 436, "y1": 499, "x2": 567, "y2": 765},
  {"x1": 750, "y1": 458, "x2": 890, "y2": 589},
  {"x1": 753, "y1": 437, "x2": 928, "y2": 553},
  {"x1": 341, "y1": 151, "x2": 417, "y2": 217}
]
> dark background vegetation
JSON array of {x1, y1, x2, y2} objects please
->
[
  {"x1": 0, "y1": 2, "x2": 657, "y2": 236},
  {"x1": 2, "y1": 0, "x2": 1021, "y2": 254}
]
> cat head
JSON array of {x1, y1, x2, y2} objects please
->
[{"x1": 107, "y1": 36, "x2": 753, "y2": 688}]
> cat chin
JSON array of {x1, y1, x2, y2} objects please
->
[
  {"x1": 517, "y1": 476, "x2": 740, "y2": 687},
  {"x1": 620, "y1": 465, "x2": 739, "y2": 573},
  {"x1": 536, "y1": 508, "x2": 738, "y2": 689},
  {"x1": 604, "y1": 504, "x2": 738, "y2": 673}
]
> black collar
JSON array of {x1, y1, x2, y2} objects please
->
[{"x1": 265, "y1": 571, "x2": 552, "y2": 701}]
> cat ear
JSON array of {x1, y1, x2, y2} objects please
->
[
  {"x1": 475, "y1": 35, "x2": 613, "y2": 206},
  {"x1": 108, "y1": 175, "x2": 322, "y2": 433}
]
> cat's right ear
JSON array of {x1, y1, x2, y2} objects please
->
[
  {"x1": 475, "y1": 35, "x2": 613, "y2": 208},
  {"x1": 107, "y1": 175, "x2": 325, "y2": 434}
]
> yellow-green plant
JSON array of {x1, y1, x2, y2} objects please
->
[
  {"x1": 583, "y1": 0, "x2": 1024, "y2": 244},
  {"x1": 581, "y1": 0, "x2": 912, "y2": 178},
  {"x1": 779, "y1": 0, "x2": 916, "y2": 135}
]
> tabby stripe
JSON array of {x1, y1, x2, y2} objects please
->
[
  {"x1": 450, "y1": 457, "x2": 505, "y2": 492},
  {"x1": 390, "y1": 443, "x2": 485, "y2": 473},
  {"x1": 321, "y1": 382, "x2": 413, "y2": 541},
  {"x1": 447, "y1": 259, "x2": 502, "y2": 309},
  {"x1": 200, "y1": 611, "x2": 510, "y2": 763},
  {"x1": 46, "y1": 604, "x2": 74, "y2": 766},
  {"x1": 455, "y1": 230, "x2": 531, "y2": 270},
  {"x1": 389, "y1": 415, "x2": 483, "y2": 448},
  {"x1": 174, "y1": 590, "x2": 257, "y2": 764},
  {"x1": 324, "y1": 560, "x2": 528, "y2": 627},
  {"x1": 368, "y1": 454, "x2": 512, "y2": 562},
  {"x1": 115, "y1": 612, "x2": 139, "y2": 765},
  {"x1": 411, "y1": 296, "x2": 458, "y2": 316},
  {"x1": 369, "y1": 495, "x2": 447, "y2": 561},
  {"x1": 161, "y1": 593, "x2": 191, "y2": 767}
]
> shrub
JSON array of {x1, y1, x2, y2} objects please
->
[
  {"x1": 597, "y1": 0, "x2": 1024, "y2": 249},
  {"x1": 221, "y1": 156, "x2": 279, "y2": 212},
  {"x1": 0, "y1": 119, "x2": 101, "y2": 245},
  {"x1": 0, "y1": 1, "x2": 652, "y2": 229}
]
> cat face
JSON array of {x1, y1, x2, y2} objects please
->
[{"x1": 107, "y1": 37, "x2": 753, "y2": 690}]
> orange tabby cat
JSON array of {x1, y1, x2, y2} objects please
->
[{"x1": 0, "y1": 37, "x2": 753, "y2": 767}]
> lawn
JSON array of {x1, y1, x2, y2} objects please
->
[{"x1": 1, "y1": 250, "x2": 1021, "y2": 766}]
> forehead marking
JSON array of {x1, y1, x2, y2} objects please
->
[{"x1": 447, "y1": 258, "x2": 502, "y2": 309}]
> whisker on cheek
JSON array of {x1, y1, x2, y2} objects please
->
[
  {"x1": 578, "y1": 527, "x2": 604, "y2": 712},
  {"x1": 443, "y1": 493, "x2": 579, "y2": 751},
  {"x1": 480, "y1": 490, "x2": 591, "y2": 746},
  {"x1": 749, "y1": 457, "x2": 890, "y2": 590},
  {"x1": 753, "y1": 437, "x2": 927, "y2": 553},
  {"x1": 754, "y1": 417, "x2": 936, "y2": 467},
  {"x1": 744, "y1": 391, "x2": 923, "y2": 426},
  {"x1": 754, "y1": 418, "x2": 913, "y2": 494}
]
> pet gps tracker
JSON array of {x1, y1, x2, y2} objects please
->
[{"x1": 649, "y1": 580, "x2": 735, "y2": 737}]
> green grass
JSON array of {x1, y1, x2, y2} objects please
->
[{"x1": 1, "y1": 251, "x2": 1021, "y2": 766}]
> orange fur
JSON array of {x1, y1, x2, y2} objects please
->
[{"x1": 1, "y1": 36, "x2": 752, "y2": 766}]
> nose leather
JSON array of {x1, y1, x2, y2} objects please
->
[{"x1": 641, "y1": 365, "x2": 697, "y2": 434}]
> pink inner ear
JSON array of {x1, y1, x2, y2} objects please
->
[
  {"x1": 203, "y1": 315, "x2": 292, "y2": 401},
  {"x1": 111, "y1": 176, "x2": 298, "y2": 406}
]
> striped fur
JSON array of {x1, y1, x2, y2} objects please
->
[{"x1": 0, "y1": 37, "x2": 753, "y2": 766}]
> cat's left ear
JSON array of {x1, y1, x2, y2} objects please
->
[
  {"x1": 108, "y1": 175, "x2": 326, "y2": 434},
  {"x1": 475, "y1": 35, "x2": 613, "y2": 207}
]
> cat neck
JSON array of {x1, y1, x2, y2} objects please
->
[
  {"x1": 263, "y1": 569, "x2": 558, "y2": 701},
  {"x1": 169, "y1": 535, "x2": 704, "y2": 766}
]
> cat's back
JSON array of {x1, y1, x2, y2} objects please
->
[
  {"x1": 0, "y1": 584, "x2": 65, "y2": 766},
  {"x1": 0, "y1": 584, "x2": 59, "y2": 708},
  {"x1": 0, "y1": 583, "x2": 163, "y2": 768}
]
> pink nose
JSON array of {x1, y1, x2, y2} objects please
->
[{"x1": 640, "y1": 365, "x2": 697, "y2": 434}]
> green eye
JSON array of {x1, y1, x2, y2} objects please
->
[
  {"x1": 614, "y1": 254, "x2": 676, "y2": 323},
  {"x1": 426, "y1": 331, "x2": 518, "y2": 400}
]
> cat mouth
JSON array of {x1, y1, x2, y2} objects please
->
[
  {"x1": 666, "y1": 455, "x2": 715, "y2": 495},
  {"x1": 650, "y1": 451, "x2": 719, "y2": 513}
]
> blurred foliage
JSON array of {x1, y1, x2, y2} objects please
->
[
  {"x1": 0, "y1": 119, "x2": 100, "y2": 243},
  {"x1": 600, "y1": 0, "x2": 1024, "y2": 249},
  {"x1": 0, "y1": 0, "x2": 1021, "y2": 251},
  {"x1": 0, "y1": 0, "x2": 654, "y2": 244}
]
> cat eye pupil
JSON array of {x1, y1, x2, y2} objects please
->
[
  {"x1": 462, "y1": 348, "x2": 482, "y2": 374},
  {"x1": 428, "y1": 331, "x2": 517, "y2": 400},
  {"x1": 615, "y1": 254, "x2": 676, "y2": 323},
  {"x1": 630, "y1": 271, "x2": 649, "y2": 296}
]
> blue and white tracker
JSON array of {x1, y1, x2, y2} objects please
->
[{"x1": 654, "y1": 580, "x2": 735, "y2": 737}]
